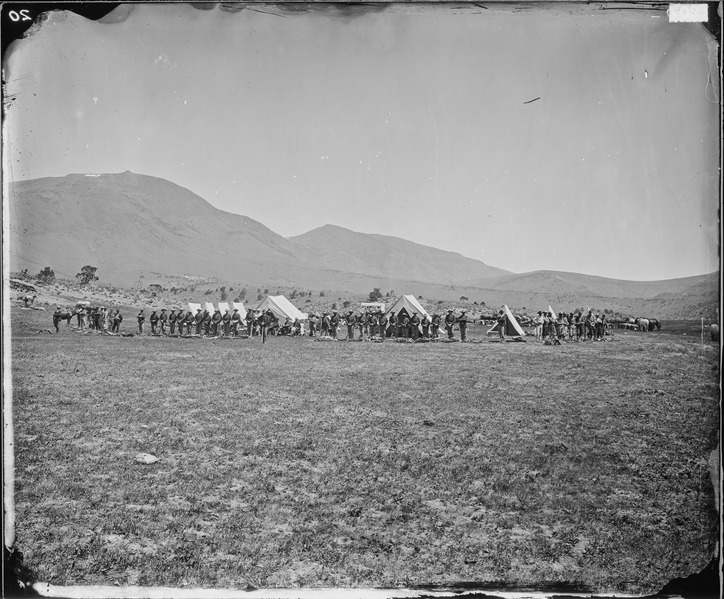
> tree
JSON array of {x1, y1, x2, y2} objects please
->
[
  {"x1": 36, "y1": 266, "x2": 55, "y2": 284},
  {"x1": 220, "y1": 286, "x2": 227, "y2": 301},
  {"x1": 290, "y1": 289, "x2": 298, "y2": 299},
  {"x1": 342, "y1": 300, "x2": 350, "y2": 308},
  {"x1": 319, "y1": 291, "x2": 325, "y2": 297},
  {"x1": 76, "y1": 265, "x2": 98, "y2": 286},
  {"x1": 460, "y1": 296, "x2": 468, "y2": 301},
  {"x1": 368, "y1": 287, "x2": 383, "y2": 302},
  {"x1": 257, "y1": 293, "x2": 263, "y2": 301}
]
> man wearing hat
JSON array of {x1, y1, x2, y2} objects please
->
[
  {"x1": 168, "y1": 309, "x2": 177, "y2": 335},
  {"x1": 457, "y1": 310, "x2": 468, "y2": 342},
  {"x1": 203, "y1": 309, "x2": 212, "y2": 336},
  {"x1": 410, "y1": 311, "x2": 421, "y2": 341},
  {"x1": 159, "y1": 309, "x2": 168, "y2": 335},
  {"x1": 150, "y1": 310, "x2": 159, "y2": 335},
  {"x1": 330, "y1": 309, "x2": 340, "y2": 339},
  {"x1": 369, "y1": 310, "x2": 379, "y2": 339},
  {"x1": 231, "y1": 308, "x2": 241, "y2": 337},
  {"x1": 212, "y1": 309, "x2": 222, "y2": 336},
  {"x1": 137, "y1": 309, "x2": 145, "y2": 335},
  {"x1": 346, "y1": 310, "x2": 356, "y2": 340},
  {"x1": 431, "y1": 313, "x2": 441, "y2": 340},
  {"x1": 497, "y1": 309, "x2": 507, "y2": 341},
  {"x1": 379, "y1": 310, "x2": 388, "y2": 341},
  {"x1": 444, "y1": 309, "x2": 456, "y2": 340},
  {"x1": 321, "y1": 312, "x2": 330, "y2": 337},
  {"x1": 195, "y1": 309, "x2": 204, "y2": 336},
  {"x1": 222, "y1": 308, "x2": 232, "y2": 337},
  {"x1": 421, "y1": 313, "x2": 431, "y2": 339}
]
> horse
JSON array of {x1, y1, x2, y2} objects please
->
[
  {"x1": 52, "y1": 310, "x2": 74, "y2": 329},
  {"x1": 636, "y1": 318, "x2": 650, "y2": 332},
  {"x1": 648, "y1": 318, "x2": 661, "y2": 331}
]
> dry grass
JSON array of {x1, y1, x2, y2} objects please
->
[{"x1": 9, "y1": 307, "x2": 719, "y2": 593}]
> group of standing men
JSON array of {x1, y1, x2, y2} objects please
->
[
  {"x1": 306, "y1": 309, "x2": 472, "y2": 342},
  {"x1": 534, "y1": 310, "x2": 608, "y2": 344}
]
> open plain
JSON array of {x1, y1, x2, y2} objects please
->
[{"x1": 9, "y1": 305, "x2": 720, "y2": 594}]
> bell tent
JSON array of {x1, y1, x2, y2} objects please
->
[
  {"x1": 256, "y1": 295, "x2": 307, "y2": 323},
  {"x1": 384, "y1": 295, "x2": 431, "y2": 321},
  {"x1": 487, "y1": 305, "x2": 526, "y2": 338}
]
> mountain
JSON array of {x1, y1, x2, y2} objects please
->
[
  {"x1": 8, "y1": 171, "x2": 314, "y2": 286},
  {"x1": 7, "y1": 171, "x2": 718, "y2": 318},
  {"x1": 287, "y1": 225, "x2": 511, "y2": 284}
]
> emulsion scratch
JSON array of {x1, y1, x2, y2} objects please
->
[{"x1": 523, "y1": 96, "x2": 541, "y2": 105}]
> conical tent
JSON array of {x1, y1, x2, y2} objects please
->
[
  {"x1": 384, "y1": 295, "x2": 431, "y2": 320},
  {"x1": 188, "y1": 302, "x2": 202, "y2": 314},
  {"x1": 487, "y1": 305, "x2": 526, "y2": 337},
  {"x1": 218, "y1": 302, "x2": 231, "y2": 314},
  {"x1": 204, "y1": 302, "x2": 215, "y2": 314},
  {"x1": 256, "y1": 295, "x2": 307, "y2": 322}
]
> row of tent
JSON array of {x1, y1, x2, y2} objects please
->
[{"x1": 179, "y1": 293, "x2": 531, "y2": 338}]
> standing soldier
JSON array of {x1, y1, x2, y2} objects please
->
[
  {"x1": 497, "y1": 309, "x2": 507, "y2": 341},
  {"x1": 112, "y1": 309, "x2": 123, "y2": 333},
  {"x1": 150, "y1": 310, "x2": 159, "y2": 335},
  {"x1": 369, "y1": 311, "x2": 379, "y2": 339},
  {"x1": 212, "y1": 310, "x2": 222, "y2": 336},
  {"x1": 388, "y1": 312, "x2": 398, "y2": 339},
  {"x1": 75, "y1": 306, "x2": 84, "y2": 329},
  {"x1": 231, "y1": 309, "x2": 241, "y2": 336},
  {"x1": 357, "y1": 312, "x2": 365, "y2": 340},
  {"x1": 246, "y1": 310, "x2": 255, "y2": 337},
  {"x1": 168, "y1": 309, "x2": 177, "y2": 335},
  {"x1": 137, "y1": 309, "x2": 145, "y2": 335},
  {"x1": 222, "y1": 309, "x2": 232, "y2": 337},
  {"x1": 52, "y1": 307, "x2": 62, "y2": 333},
  {"x1": 159, "y1": 309, "x2": 168, "y2": 335},
  {"x1": 195, "y1": 309, "x2": 204, "y2": 336},
  {"x1": 321, "y1": 312, "x2": 330, "y2": 337},
  {"x1": 431, "y1": 313, "x2": 441, "y2": 340},
  {"x1": 457, "y1": 311, "x2": 468, "y2": 342},
  {"x1": 204, "y1": 310, "x2": 212, "y2": 336},
  {"x1": 185, "y1": 311, "x2": 194, "y2": 336},
  {"x1": 445, "y1": 310, "x2": 456, "y2": 340},
  {"x1": 410, "y1": 312, "x2": 421, "y2": 341},
  {"x1": 535, "y1": 311, "x2": 543, "y2": 341},
  {"x1": 330, "y1": 310, "x2": 340, "y2": 339},
  {"x1": 346, "y1": 311, "x2": 356, "y2": 340},
  {"x1": 421, "y1": 313, "x2": 431, "y2": 339},
  {"x1": 400, "y1": 312, "x2": 410, "y2": 340},
  {"x1": 379, "y1": 311, "x2": 388, "y2": 341}
]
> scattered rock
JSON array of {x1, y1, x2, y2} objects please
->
[{"x1": 134, "y1": 452, "x2": 159, "y2": 464}]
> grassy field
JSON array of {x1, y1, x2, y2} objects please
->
[{"x1": 8, "y1": 305, "x2": 720, "y2": 593}]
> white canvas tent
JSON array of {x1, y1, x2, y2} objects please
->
[
  {"x1": 188, "y1": 302, "x2": 202, "y2": 314},
  {"x1": 384, "y1": 295, "x2": 431, "y2": 320},
  {"x1": 218, "y1": 302, "x2": 231, "y2": 314},
  {"x1": 256, "y1": 295, "x2": 307, "y2": 322},
  {"x1": 232, "y1": 301, "x2": 247, "y2": 319},
  {"x1": 487, "y1": 305, "x2": 526, "y2": 338},
  {"x1": 204, "y1": 302, "x2": 216, "y2": 314}
]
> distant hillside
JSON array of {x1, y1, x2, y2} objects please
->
[
  {"x1": 6, "y1": 171, "x2": 718, "y2": 318},
  {"x1": 287, "y1": 224, "x2": 511, "y2": 284},
  {"x1": 8, "y1": 172, "x2": 318, "y2": 286}
]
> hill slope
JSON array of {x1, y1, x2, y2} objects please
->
[
  {"x1": 287, "y1": 225, "x2": 511, "y2": 284},
  {"x1": 8, "y1": 172, "x2": 320, "y2": 286}
]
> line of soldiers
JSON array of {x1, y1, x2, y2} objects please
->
[
  {"x1": 535, "y1": 310, "x2": 608, "y2": 344},
  {"x1": 306, "y1": 309, "x2": 471, "y2": 341}
]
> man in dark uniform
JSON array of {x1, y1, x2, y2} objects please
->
[
  {"x1": 379, "y1": 311, "x2": 388, "y2": 341},
  {"x1": 112, "y1": 309, "x2": 122, "y2": 333},
  {"x1": 346, "y1": 311, "x2": 356, "y2": 340},
  {"x1": 369, "y1": 311, "x2": 379, "y2": 338},
  {"x1": 357, "y1": 312, "x2": 365, "y2": 340},
  {"x1": 400, "y1": 312, "x2": 410, "y2": 340},
  {"x1": 186, "y1": 311, "x2": 195, "y2": 336},
  {"x1": 410, "y1": 312, "x2": 420, "y2": 341},
  {"x1": 458, "y1": 310, "x2": 469, "y2": 342},
  {"x1": 321, "y1": 312, "x2": 330, "y2": 337},
  {"x1": 150, "y1": 310, "x2": 159, "y2": 335},
  {"x1": 246, "y1": 310, "x2": 254, "y2": 336},
  {"x1": 231, "y1": 309, "x2": 241, "y2": 336},
  {"x1": 222, "y1": 309, "x2": 232, "y2": 337},
  {"x1": 497, "y1": 309, "x2": 507, "y2": 341},
  {"x1": 52, "y1": 307, "x2": 62, "y2": 333},
  {"x1": 137, "y1": 309, "x2": 145, "y2": 335},
  {"x1": 195, "y1": 309, "x2": 204, "y2": 335},
  {"x1": 159, "y1": 309, "x2": 168, "y2": 335},
  {"x1": 388, "y1": 312, "x2": 397, "y2": 339},
  {"x1": 421, "y1": 314, "x2": 431, "y2": 339},
  {"x1": 330, "y1": 310, "x2": 340, "y2": 339},
  {"x1": 203, "y1": 310, "x2": 212, "y2": 336},
  {"x1": 444, "y1": 310, "x2": 456, "y2": 340},
  {"x1": 431, "y1": 313, "x2": 441, "y2": 339},
  {"x1": 168, "y1": 309, "x2": 177, "y2": 335},
  {"x1": 212, "y1": 310, "x2": 222, "y2": 336}
]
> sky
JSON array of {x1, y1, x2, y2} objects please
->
[{"x1": 3, "y1": 3, "x2": 720, "y2": 281}]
